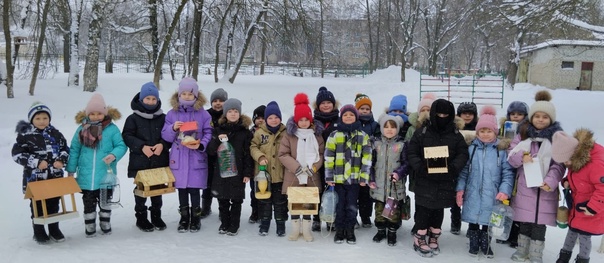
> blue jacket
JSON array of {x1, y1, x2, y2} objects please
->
[{"x1": 457, "y1": 138, "x2": 514, "y2": 225}]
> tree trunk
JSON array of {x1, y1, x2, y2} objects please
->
[
  {"x1": 104, "y1": 30, "x2": 113, "y2": 73},
  {"x1": 365, "y1": 0, "x2": 374, "y2": 72},
  {"x1": 28, "y1": 0, "x2": 51, "y2": 96},
  {"x1": 83, "y1": 0, "x2": 105, "y2": 92},
  {"x1": 153, "y1": 0, "x2": 188, "y2": 88},
  {"x1": 3, "y1": 0, "x2": 14, "y2": 98},
  {"x1": 319, "y1": 0, "x2": 324, "y2": 78},
  {"x1": 68, "y1": 0, "x2": 83, "y2": 87},
  {"x1": 13, "y1": 0, "x2": 34, "y2": 67},
  {"x1": 57, "y1": 0, "x2": 71, "y2": 73},
  {"x1": 228, "y1": 1, "x2": 268, "y2": 84},
  {"x1": 190, "y1": 0, "x2": 204, "y2": 80},
  {"x1": 224, "y1": 14, "x2": 238, "y2": 73},
  {"x1": 213, "y1": 0, "x2": 236, "y2": 83},
  {"x1": 149, "y1": 0, "x2": 159, "y2": 73},
  {"x1": 259, "y1": 10, "x2": 267, "y2": 75}
]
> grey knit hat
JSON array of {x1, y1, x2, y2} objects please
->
[
  {"x1": 223, "y1": 98, "x2": 242, "y2": 115},
  {"x1": 210, "y1": 88, "x2": 228, "y2": 102}
]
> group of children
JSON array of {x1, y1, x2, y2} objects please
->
[{"x1": 11, "y1": 81, "x2": 603, "y2": 262}]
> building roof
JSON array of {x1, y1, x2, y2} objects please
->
[{"x1": 520, "y1": 40, "x2": 604, "y2": 54}]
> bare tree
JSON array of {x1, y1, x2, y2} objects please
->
[
  {"x1": 213, "y1": 0, "x2": 236, "y2": 82},
  {"x1": 83, "y1": 0, "x2": 109, "y2": 92},
  {"x1": 28, "y1": 0, "x2": 51, "y2": 95},
  {"x1": 190, "y1": 0, "x2": 205, "y2": 79},
  {"x1": 3, "y1": 0, "x2": 15, "y2": 98},
  {"x1": 152, "y1": 0, "x2": 188, "y2": 88},
  {"x1": 68, "y1": 0, "x2": 84, "y2": 86},
  {"x1": 394, "y1": 0, "x2": 419, "y2": 82}
]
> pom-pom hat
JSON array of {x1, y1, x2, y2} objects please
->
[
  {"x1": 315, "y1": 86, "x2": 335, "y2": 107},
  {"x1": 529, "y1": 90, "x2": 556, "y2": 123},
  {"x1": 417, "y1": 93, "x2": 436, "y2": 112},
  {"x1": 354, "y1": 93, "x2": 372, "y2": 110},
  {"x1": 475, "y1": 105, "x2": 498, "y2": 134},
  {"x1": 294, "y1": 93, "x2": 313, "y2": 123}
]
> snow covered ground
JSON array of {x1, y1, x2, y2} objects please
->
[{"x1": 1, "y1": 67, "x2": 603, "y2": 263}]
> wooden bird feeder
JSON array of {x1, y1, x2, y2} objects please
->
[
  {"x1": 424, "y1": 146, "x2": 449, "y2": 174},
  {"x1": 134, "y1": 167, "x2": 176, "y2": 197},
  {"x1": 24, "y1": 177, "x2": 81, "y2": 225},
  {"x1": 287, "y1": 187, "x2": 320, "y2": 215}
]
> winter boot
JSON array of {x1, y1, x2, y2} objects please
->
[
  {"x1": 467, "y1": 229, "x2": 480, "y2": 256},
  {"x1": 276, "y1": 220, "x2": 286, "y2": 237},
  {"x1": 32, "y1": 224, "x2": 50, "y2": 244},
  {"x1": 511, "y1": 234, "x2": 531, "y2": 261},
  {"x1": 413, "y1": 229, "x2": 433, "y2": 257},
  {"x1": 361, "y1": 217, "x2": 372, "y2": 228},
  {"x1": 479, "y1": 230, "x2": 494, "y2": 258},
  {"x1": 84, "y1": 212, "x2": 97, "y2": 237},
  {"x1": 302, "y1": 219, "x2": 314, "y2": 242},
  {"x1": 48, "y1": 222, "x2": 65, "y2": 242},
  {"x1": 334, "y1": 228, "x2": 345, "y2": 244},
  {"x1": 346, "y1": 227, "x2": 357, "y2": 245},
  {"x1": 387, "y1": 227, "x2": 397, "y2": 246},
  {"x1": 311, "y1": 219, "x2": 321, "y2": 232},
  {"x1": 218, "y1": 210, "x2": 230, "y2": 234},
  {"x1": 135, "y1": 211, "x2": 154, "y2": 232},
  {"x1": 99, "y1": 210, "x2": 112, "y2": 234},
  {"x1": 555, "y1": 249, "x2": 572, "y2": 263},
  {"x1": 428, "y1": 227, "x2": 442, "y2": 255},
  {"x1": 200, "y1": 198, "x2": 212, "y2": 219},
  {"x1": 258, "y1": 219, "x2": 270, "y2": 236},
  {"x1": 575, "y1": 257, "x2": 590, "y2": 263},
  {"x1": 288, "y1": 219, "x2": 301, "y2": 241},
  {"x1": 177, "y1": 206, "x2": 190, "y2": 233},
  {"x1": 248, "y1": 207, "x2": 258, "y2": 224},
  {"x1": 150, "y1": 207, "x2": 166, "y2": 230},
  {"x1": 373, "y1": 228, "x2": 387, "y2": 243},
  {"x1": 528, "y1": 239, "x2": 545, "y2": 263},
  {"x1": 189, "y1": 207, "x2": 202, "y2": 233}
]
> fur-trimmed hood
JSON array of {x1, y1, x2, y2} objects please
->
[
  {"x1": 217, "y1": 114, "x2": 252, "y2": 128},
  {"x1": 169, "y1": 91, "x2": 207, "y2": 111},
  {"x1": 15, "y1": 120, "x2": 34, "y2": 133},
  {"x1": 567, "y1": 128, "x2": 596, "y2": 172},
  {"x1": 74, "y1": 107, "x2": 121, "y2": 124},
  {"x1": 285, "y1": 116, "x2": 323, "y2": 136}
]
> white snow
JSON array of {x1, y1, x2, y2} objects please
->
[{"x1": 1, "y1": 67, "x2": 603, "y2": 263}]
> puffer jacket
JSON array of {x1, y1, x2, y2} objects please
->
[
  {"x1": 66, "y1": 108, "x2": 127, "y2": 190},
  {"x1": 250, "y1": 122, "x2": 286, "y2": 183},
  {"x1": 370, "y1": 135, "x2": 407, "y2": 202},
  {"x1": 324, "y1": 129, "x2": 372, "y2": 185}
]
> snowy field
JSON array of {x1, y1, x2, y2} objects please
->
[{"x1": 1, "y1": 67, "x2": 603, "y2": 263}]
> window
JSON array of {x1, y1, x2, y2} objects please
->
[
  {"x1": 561, "y1": 61, "x2": 574, "y2": 69},
  {"x1": 353, "y1": 42, "x2": 361, "y2": 48},
  {"x1": 353, "y1": 53, "x2": 361, "y2": 58}
]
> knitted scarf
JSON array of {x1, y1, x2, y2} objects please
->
[
  {"x1": 295, "y1": 128, "x2": 320, "y2": 169},
  {"x1": 79, "y1": 118, "x2": 111, "y2": 148}
]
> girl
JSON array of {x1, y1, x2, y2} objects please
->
[
  {"x1": 369, "y1": 114, "x2": 408, "y2": 246},
  {"x1": 355, "y1": 93, "x2": 379, "y2": 228},
  {"x1": 250, "y1": 101, "x2": 287, "y2": 236},
  {"x1": 405, "y1": 93, "x2": 436, "y2": 142},
  {"x1": 456, "y1": 106, "x2": 515, "y2": 258},
  {"x1": 324, "y1": 104, "x2": 372, "y2": 245},
  {"x1": 67, "y1": 93, "x2": 127, "y2": 237},
  {"x1": 161, "y1": 77, "x2": 213, "y2": 233},
  {"x1": 207, "y1": 98, "x2": 253, "y2": 236},
  {"x1": 279, "y1": 93, "x2": 325, "y2": 242},
  {"x1": 387, "y1": 94, "x2": 412, "y2": 138},
  {"x1": 12, "y1": 102, "x2": 69, "y2": 243},
  {"x1": 508, "y1": 90, "x2": 565, "y2": 263},
  {"x1": 122, "y1": 82, "x2": 170, "y2": 232}
]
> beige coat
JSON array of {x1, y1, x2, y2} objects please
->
[{"x1": 250, "y1": 123, "x2": 286, "y2": 183}]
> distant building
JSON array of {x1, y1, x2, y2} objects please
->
[{"x1": 518, "y1": 40, "x2": 604, "y2": 91}]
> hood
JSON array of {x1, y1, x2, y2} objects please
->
[
  {"x1": 285, "y1": 117, "x2": 322, "y2": 136},
  {"x1": 217, "y1": 114, "x2": 252, "y2": 129},
  {"x1": 169, "y1": 91, "x2": 207, "y2": 111},
  {"x1": 74, "y1": 107, "x2": 121, "y2": 124},
  {"x1": 15, "y1": 120, "x2": 34, "y2": 133},
  {"x1": 568, "y1": 128, "x2": 596, "y2": 172}
]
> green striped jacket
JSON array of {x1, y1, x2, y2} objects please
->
[{"x1": 324, "y1": 130, "x2": 372, "y2": 184}]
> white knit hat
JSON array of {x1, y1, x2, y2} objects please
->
[{"x1": 529, "y1": 90, "x2": 556, "y2": 123}]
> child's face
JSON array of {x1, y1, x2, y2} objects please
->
[
  {"x1": 319, "y1": 101, "x2": 334, "y2": 113},
  {"x1": 254, "y1": 117, "x2": 265, "y2": 127},
  {"x1": 383, "y1": 121, "x2": 397, "y2": 139},
  {"x1": 390, "y1": 109, "x2": 405, "y2": 115},
  {"x1": 341, "y1": 111, "x2": 356, "y2": 124},
  {"x1": 32, "y1": 112, "x2": 49, "y2": 130},
  {"x1": 212, "y1": 99, "x2": 224, "y2": 111},
  {"x1": 142, "y1": 96, "x2": 158, "y2": 106},
  {"x1": 266, "y1": 115, "x2": 281, "y2": 127},
  {"x1": 531, "y1": 112, "x2": 551, "y2": 130},
  {"x1": 357, "y1": 105, "x2": 371, "y2": 116},
  {"x1": 297, "y1": 117, "x2": 311, "y2": 129},
  {"x1": 88, "y1": 112, "x2": 105, "y2": 122},
  {"x1": 509, "y1": 112, "x2": 525, "y2": 122},
  {"x1": 460, "y1": 112, "x2": 474, "y2": 124},
  {"x1": 179, "y1": 91, "x2": 196, "y2": 101},
  {"x1": 226, "y1": 109, "x2": 239, "y2": 123},
  {"x1": 477, "y1": 128, "x2": 496, "y2": 142},
  {"x1": 419, "y1": 106, "x2": 431, "y2": 114}
]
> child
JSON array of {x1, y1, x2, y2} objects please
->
[
  {"x1": 552, "y1": 130, "x2": 604, "y2": 263},
  {"x1": 161, "y1": 77, "x2": 213, "y2": 233},
  {"x1": 324, "y1": 104, "x2": 372, "y2": 244},
  {"x1": 250, "y1": 101, "x2": 288, "y2": 236},
  {"x1": 206, "y1": 98, "x2": 253, "y2": 236},
  {"x1": 407, "y1": 98, "x2": 468, "y2": 257},
  {"x1": 507, "y1": 90, "x2": 564, "y2": 262},
  {"x1": 202, "y1": 88, "x2": 228, "y2": 219},
  {"x1": 457, "y1": 101, "x2": 478, "y2": 130},
  {"x1": 122, "y1": 82, "x2": 170, "y2": 232},
  {"x1": 12, "y1": 102, "x2": 69, "y2": 243},
  {"x1": 369, "y1": 114, "x2": 408, "y2": 246},
  {"x1": 387, "y1": 94, "x2": 412, "y2": 138},
  {"x1": 248, "y1": 104, "x2": 265, "y2": 224},
  {"x1": 250, "y1": 105, "x2": 266, "y2": 133},
  {"x1": 278, "y1": 93, "x2": 325, "y2": 242},
  {"x1": 66, "y1": 93, "x2": 127, "y2": 237},
  {"x1": 456, "y1": 106, "x2": 515, "y2": 257},
  {"x1": 405, "y1": 93, "x2": 436, "y2": 142},
  {"x1": 355, "y1": 93, "x2": 380, "y2": 228}
]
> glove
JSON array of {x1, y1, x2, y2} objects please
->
[
  {"x1": 295, "y1": 166, "x2": 313, "y2": 184},
  {"x1": 456, "y1": 191, "x2": 464, "y2": 207}
]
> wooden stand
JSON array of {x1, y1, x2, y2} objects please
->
[
  {"x1": 24, "y1": 177, "x2": 81, "y2": 225},
  {"x1": 287, "y1": 187, "x2": 320, "y2": 215},
  {"x1": 424, "y1": 146, "x2": 449, "y2": 174},
  {"x1": 134, "y1": 167, "x2": 176, "y2": 197}
]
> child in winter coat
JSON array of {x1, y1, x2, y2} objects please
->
[
  {"x1": 552, "y1": 130, "x2": 604, "y2": 263},
  {"x1": 324, "y1": 104, "x2": 372, "y2": 245},
  {"x1": 161, "y1": 78, "x2": 213, "y2": 233},
  {"x1": 248, "y1": 104, "x2": 265, "y2": 224},
  {"x1": 354, "y1": 93, "x2": 379, "y2": 228},
  {"x1": 387, "y1": 94, "x2": 412, "y2": 138},
  {"x1": 250, "y1": 101, "x2": 288, "y2": 236},
  {"x1": 66, "y1": 93, "x2": 127, "y2": 237},
  {"x1": 278, "y1": 93, "x2": 325, "y2": 242},
  {"x1": 369, "y1": 114, "x2": 408, "y2": 246},
  {"x1": 456, "y1": 106, "x2": 515, "y2": 258},
  {"x1": 507, "y1": 90, "x2": 565, "y2": 263},
  {"x1": 405, "y1": 93, "x2": 436, "y2": 142},
  {"x1": 206, "y1": 98, "x2": 254, "y2": 236},
  {"x1": 12, "y1": 102, "x2": 69, "y2": 243},
  {"x1": 122, "y1": 82, "x2": 170, "y2": 232}
]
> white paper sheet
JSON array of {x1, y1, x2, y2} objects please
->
[{"x1": 523, "y1": 157, "x2": 543, "y2": 188}]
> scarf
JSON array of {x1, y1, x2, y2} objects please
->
[
  {"x1": 337, "y1": 120, "x2": 361, "y2": 133},
  {"x1": 295, "y1": 128, "x2": 320, "y2": 169},
  {"x1": 179, "y1": 98, "x2": 196, "y2": 107},
  {"x1": 79, "y1": 118, "x2": 110, "y2": 148},
  {"x1": 314, "y1": 109, "x2": 339, "y2": 124},
  {"x1": 267, "y1": 124, "x2": 281, "y2": 135},
  {"x1": 358, "y1": 114, "x2": 374, "y2": 124},
  {"x1": 509, "y1": 137, "x2": 552, "y2": 180}
]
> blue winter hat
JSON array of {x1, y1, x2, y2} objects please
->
[
  {"x1": 28, "y1": 102, "x2": 51, "y2": 123},
  {"x1": 388, "y1": 95, "x2": 408, "y2": 113},
  {"x1": 264, "y1": 101, "x2": 282, "y2": 120},
  {"x1": 315, "y1": 86, "x2": 336, "y2": 107},
  {"x1": 139, "y1": 82, "x2": 159, "y2": 101},
  {"x1": 506, "y1": 101, "x2": 529, "y2": 120}
]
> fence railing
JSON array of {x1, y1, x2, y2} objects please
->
[{"x1": 419, "y1": 71, "x2": 505, "y2": 108}]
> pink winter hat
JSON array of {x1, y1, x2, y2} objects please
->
[
  {"x1": 85, "y1": 93, "x2": 108, "y2": 115},
  {"x1": 178, "y1": 77, "x2": 199, "y2": 97},
  {"x1": 551, "y1": 131, "x2": 579, "y2": 163},
  {"x1": 417, "y1": 93, "x2": 436, "y2": 112},
  {"x1": 475, "y1": 105, "x2": 498, "y2": 134}
]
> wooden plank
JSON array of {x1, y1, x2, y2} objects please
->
[
  {"x1": 134, "y1": 187, "x2": 176, "y2": 198},
  {"x1": 287, "y1": 187, "x2": 319, "y2": 203},
  {"x1": 24, "y1": 177, "x2": 81, "y2": 200},
  {"x1": 33, "y1": 211, "x2": 79, "y2": 225}
]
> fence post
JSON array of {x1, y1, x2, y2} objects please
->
[{"x1": 472, "y1": 74, "x2": 476, "y2": 104}]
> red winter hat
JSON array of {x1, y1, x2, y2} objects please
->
[
  {"x1": 294, "y1": 93, "x2": 313, "y2": 123},
  {"x1": 475, "y1": 105, "x2": 498, "y2": 134}
]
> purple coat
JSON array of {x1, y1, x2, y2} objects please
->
[
  {"x1": 161, "y1": 92, "x2": 213, "y2": 189},
  {"x1": 508, "y1": 130, "x2": 564, "y2": 226}
]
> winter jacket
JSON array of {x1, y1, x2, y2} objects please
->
[
  {"x1": 457, "y1": 138, "x2": 515, "y2": 225},
  {"x1": 383, "y1": 107, "x2": 412, "y2": 140},
  {"x1": 278, "y1": 117, "x2": 325, "y2": 194},
  {"x1": 207, "y1": 108, "x2": 223, "y2": 181},
  {"x1": 161, "y1": 92, "x2": 213, "y2": 189},
  {"x1": 313, "y1": 106, "x2": 340, "y2": 185},
  {"x1": 508, "y1": 122, "x2": 564, "y2": 226},
  {"x1": 324, "y1": 129, "x2": 372, "y2": 185},
  {"x1": 359, "y1": 114, "x2": 380, "y2": 140},
  {"x1": 122, "y1": 93, "x2": 171, "y2": 178},
  {"x1": 66, "y1": 108, "x2": 127, "y2": 191},
  {"x1": 407, "y1": 100, "x2": 469, "y2": 209},
  {"x1": 12, "y1": 121, "x2": 69, "y2": 193},
  {"x1": 250, "y1": 122, "x2": 286, "y2": 183},
  {"x1": 206, "y1": 115, "x2": 254, "y2": 200},
  {"x1": 369, "y1": 136, "x2": 407, "y2": 202},
  {"x1": 561, "y1": 129, "x2": 604, "y2": 235}
]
